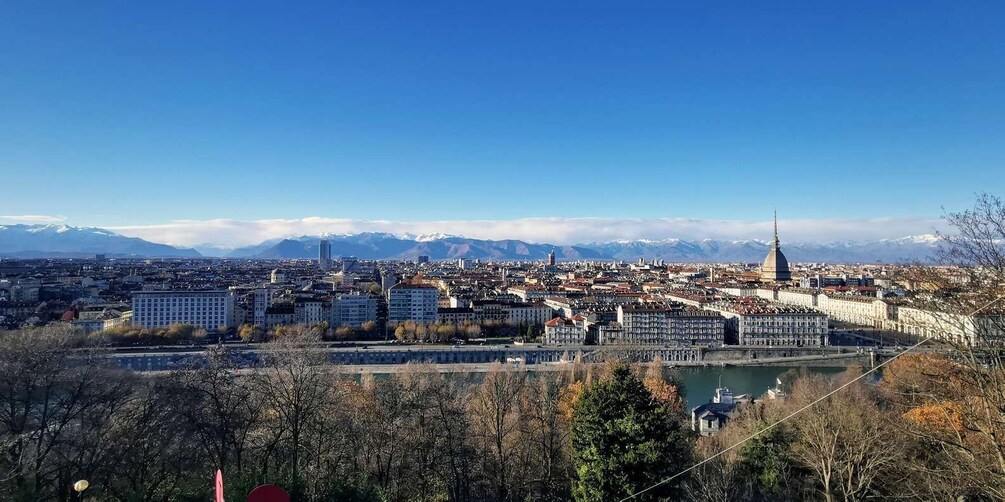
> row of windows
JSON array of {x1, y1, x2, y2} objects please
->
[
  {"x1": 134, "y1": 297, "x2": 225, "y2": 301},
  {"x1": 135, "y1": 300, "x2": 226, "y2": 306},
  {"x1": 135, "y1": 307, "x2": 225, "y2": 313}
]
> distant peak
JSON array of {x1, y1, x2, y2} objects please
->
[{"x1": 401, "y1": 232, "x2": 462, "y2": 242}]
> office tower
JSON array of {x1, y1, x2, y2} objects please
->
[{"x1": 319, "y1": 239, "x2": 332, "y2": 269}]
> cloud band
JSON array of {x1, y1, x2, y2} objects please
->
[{"x1": 104, "y1": 216, "x2": 948, "y2": 249}]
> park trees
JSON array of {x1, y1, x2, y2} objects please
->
[
  {"x1": 519, "y1": 371, "x2": 574, "y2": 500},
  {"x1": 252, "y1": 329, "x2": 334, "y2": 481},
  {"x1": 891, "y1": 193, "x2": 1005, "y2": 498},
  {"x1": 0, "y1": 325, "x2": 133, "y2": 501}
]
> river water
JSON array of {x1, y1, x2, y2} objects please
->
[
  {"x1": 360, "y1": 363, "x2": 852, "y2": 410},
  {"x1": 677, "y1": 366, "x2": 847, "y2": 409}
]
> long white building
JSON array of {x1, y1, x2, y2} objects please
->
[
  {"x1": 886, "y1": 305, "x2": 1004, "y2": 345},
  {"x1": 132, "y1": 290, "x2": 235, "y2": 330},
  {"x1": 506, "y1": 302, "x2": 553, "y2": 326},
  {"x1": 768, "y1": 288, "x2": 890, "y2": 328},
  {"x1": 704, "y1": 298, "x2": 828, "y2": 347}
]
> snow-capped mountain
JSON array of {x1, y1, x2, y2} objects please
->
[
  {"x1": 225, "y1": 233, "x2": 602, "y2": 261},
  {"x1": 223, "y1": 233, "x2": 942, "y2": 263},
  {"x1": 400, "y1": 232, "x2": 461, "y2": 242},
  {"x1": 593, "y1": 237, "x2": 939, "y2": 263},
  {"x1": 0, "y1": 224, "x2": 201, "y2": 258},
  {"x1": 0, "y1": 225, "x2": 944, "y2": 262}
]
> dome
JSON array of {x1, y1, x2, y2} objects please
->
[
  {"x1": 760, "y1": 212, "x2": 791, "y2": 282},
  {"x1": 761, "y1": 246, "x2": 791, "y2": 282}
]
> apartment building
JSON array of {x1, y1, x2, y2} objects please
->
[
  {"x1": 704, "y1": 298, "x2": 828, "y2": 346},
  {"x1": 607, "y1": 303, "x2": 725, "y2": 346},
  {"x1": 506, "y1": 302, "x2": 553, "y2": 326},
  {"x1": 132, "y1": 290, "x2": 235, "y2": 330},
  {"x1": 388, "y1": 283, "x2": 440, "y2": 323},
  {"x1": 332, "y1": 292, "x2": 378, "y2": 326},
  {"x1": 544, "y1": 316, "x2": 587, "y2": 344}
]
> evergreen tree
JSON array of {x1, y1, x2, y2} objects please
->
[
  {"x1": 735, "y1": 423, "x2": 797, "y2": 500},
  {"x1": 570, "y1": 363, "x2": 694, "y2": 501}
]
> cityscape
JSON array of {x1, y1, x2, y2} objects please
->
[
  {"x1": 3, "y1": 2, "x2": 1005, "y2": 501},
  {"x1": 0, "y1": 213, "x2": 975, "y2": 363}
]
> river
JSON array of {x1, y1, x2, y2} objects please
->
[{"x1": 677, "y1": 365, "x2": 848, "y2": 409}]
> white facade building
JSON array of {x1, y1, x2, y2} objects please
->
[
  {"x1": 817, "y1": 294, "x2": 889, "y2": 327},
  {"x1": 294, "y1": 298, "x2": 328, "y2": 326},
  {"x1": 132, "y1": 290, "x2": 235, "y2": 330},
  {"x1": 333, "y1": 293, "x2": 378, "y2": 327},
  {"x1": 506, "y1": 302, "x2": 553, "y2": 326},
  {"x1": 388, "y1": 284, "x2": 440, "y2": 323},
  {"x1": 889, "y1": 306, "x2": 1004, "y2": 345},
  {"x1": 544, "y1": 316, "x2": 586, "y2": 344},
  {"x1": 705, "y1": 299, "x2": 828, "y2": 347},
  {"x1": 253, "y1": 287, "x2": 274, "y2": 327},
  {"x1": 775, "y1": 288, "x2": 819, "y2": 308}
]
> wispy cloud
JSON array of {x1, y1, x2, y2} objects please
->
[
  {"x1": 107, "y1": 216, "x2": 949, "y2": 248},
  {"x1": 0, "y1": 214, "x2": 68, "y2": 224}
]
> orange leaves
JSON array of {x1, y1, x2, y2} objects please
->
[
  {"x1": 879, "y1": 353, "x2": 958, "y2": 407},
  {"x1": 645, "y1": 377, "x2": 680, "y2": 404},
  {"x1": 904, "y1": 401, "x2": 966, "y2": 432},
  {"x1": 558, "y1": 380, "x2": 584, "y2": 422}
]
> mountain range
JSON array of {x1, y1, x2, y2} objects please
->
[
  {"x1": 0, "y1": 224, "x2": 200, "y2": 258},
  {"x1": 0, "y1": 224, "x2": 941, "y2": 263}
]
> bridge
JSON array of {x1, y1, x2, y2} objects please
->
[
  {"x1": 109, "y1": 344, "x2": 706, "y2": 372},
  {"x1": 99, "y1": 343, "x2": 871, "y2": 372}
]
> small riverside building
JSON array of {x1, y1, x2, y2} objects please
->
[{"x1": 691, "y1": 387, "x2": 751, "y2": 437}]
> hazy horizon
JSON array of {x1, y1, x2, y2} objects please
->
[{"x1": 1, "y1": 214, "x2": 949, "y2": 248}]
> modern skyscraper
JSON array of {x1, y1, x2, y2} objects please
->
[
  {"x1": 319, "y1": 239, "x2": 332, "y2": 269},
  {"x1": 760, "y1": 211, "x2": 792, "y2": 282},
  {"x1": 547, "y1": 249, "x2": 556, "y2": 266}
]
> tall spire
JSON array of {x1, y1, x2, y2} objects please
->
[{"x1": 773, "y1": 210, "x2": 779, "y2": 247}]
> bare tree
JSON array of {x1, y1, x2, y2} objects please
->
[
  {"x1": 896, "y1": 193, "x2": 1005, "y2": 498},
  {"x1": 787, "y1": 370, "x2": 906, "y2": 502},
  {"x1": 253, "y1": 327, "x2": 333, "y2": 480},
  {"x1": 519, "y1": 372, "x2": 573, "y2": 500},
  {"x1": 163, "y1": 345, "x2": 261, "y2": 473},
  {"x1": 86, "y1": 383, "x2": 201, "y2": 501},
  {"x1": 0, "y1": 325, "x2": 132, "y2": 500},
  {"x1": 468, "y1": 363, "x2": 527, "y2": 501}
]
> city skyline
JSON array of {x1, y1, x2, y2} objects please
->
[{"x1": 3, "y1": 1, "x2": 1004, "y2": 226}]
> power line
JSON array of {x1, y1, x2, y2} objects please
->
[{"x1": 620, "y1": 295, "x2": 1005, "y2": 501}]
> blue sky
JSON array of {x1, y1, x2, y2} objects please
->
[{"x1": 1, "y1": 1, "x2": 1003, "y2": 243}]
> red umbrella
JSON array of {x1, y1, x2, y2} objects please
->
[{"x1": 247, "y1": 484, "x2": 290, "y2": 502}]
